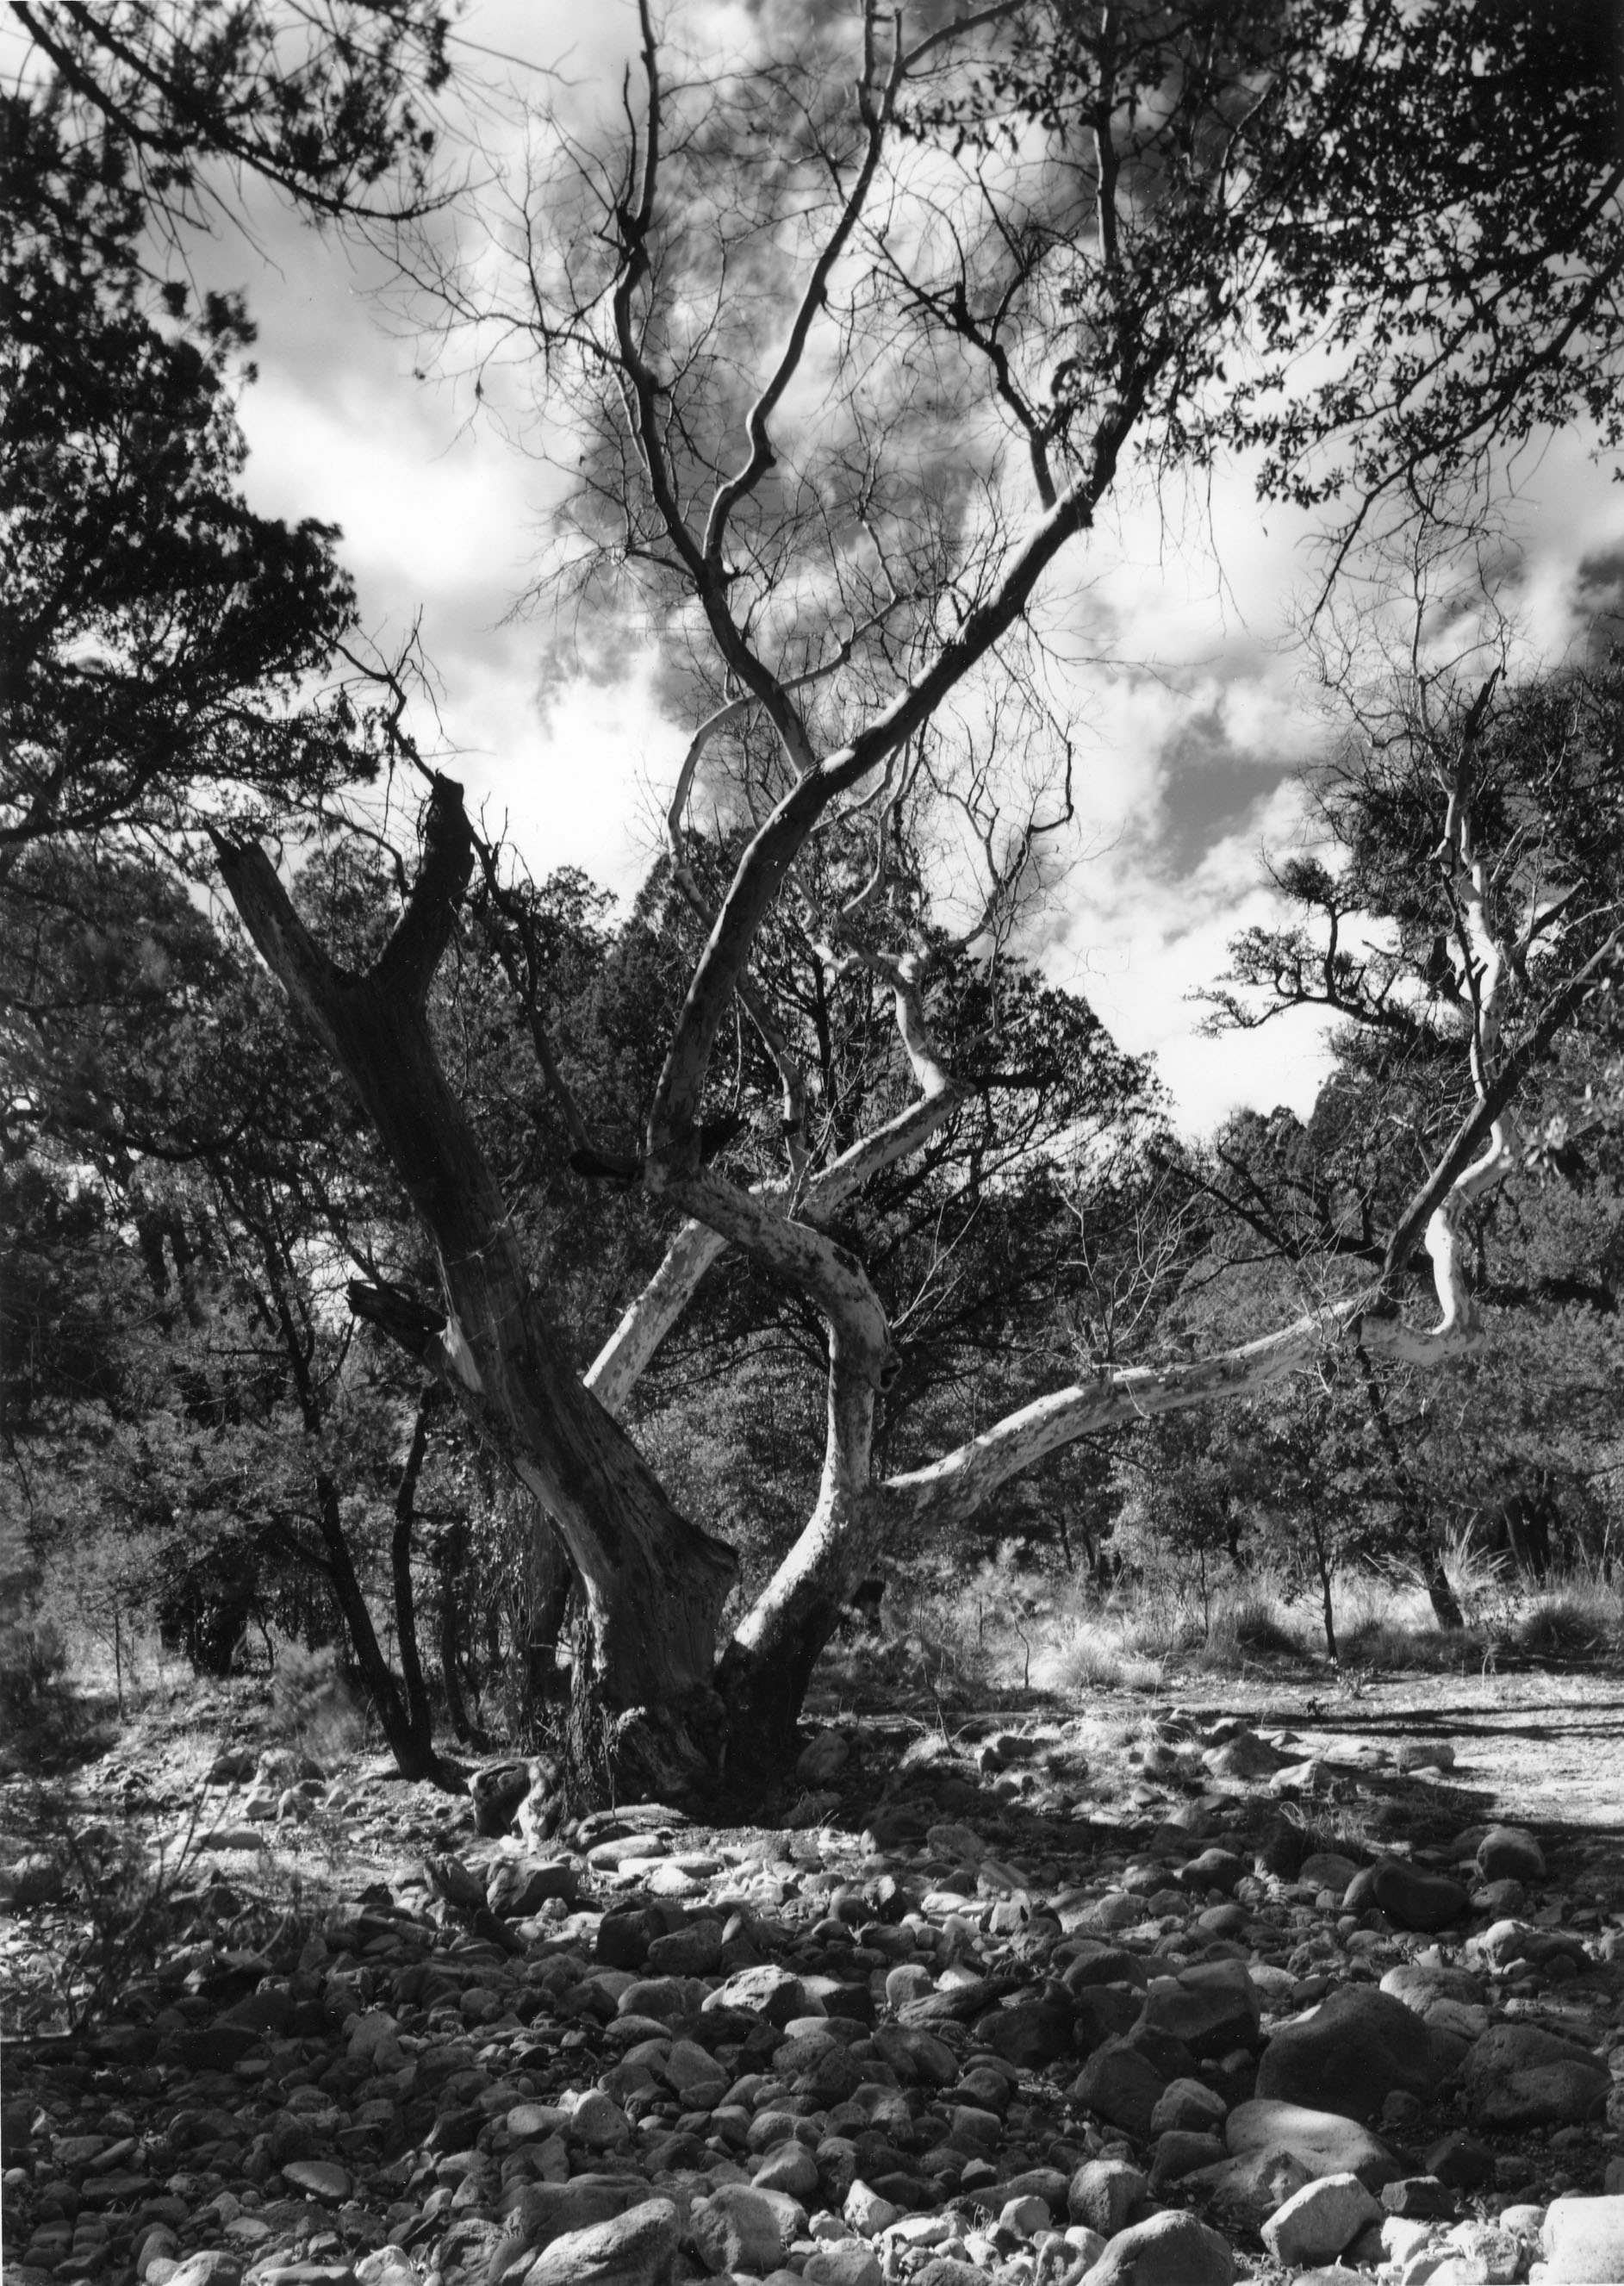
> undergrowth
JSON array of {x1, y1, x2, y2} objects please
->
[{"x1": 812, "y1": 1537, "x2": 1624, "y2": 1706}]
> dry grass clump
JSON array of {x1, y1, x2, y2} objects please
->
[
  {"x1": 1040, "y1": 1623, "x2": 1124, "y2": 1691},
  {"x1": 1191, "y1": 1588, "x2": 1303, "y2": 1671},
  {"x1": 1337, "y1": 1614, "x2": 1482, "y2": 1673},
  {"x1": 1509, "y1": 1588, "x2": 1620, "y2": 1660}
]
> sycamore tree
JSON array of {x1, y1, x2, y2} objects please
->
[
  {"x1": 202, "y1": 0, "x2": 1624, "y2": 1802},
  {"x1": 1198, "y1": 626, "x2": 1624, "y2": 1604}
]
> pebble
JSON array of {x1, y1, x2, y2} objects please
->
[{"x1": 6, "y1": 1717, "x2": 1617, "y2": 2286}]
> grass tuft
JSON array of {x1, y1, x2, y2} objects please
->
[
  {"x1": 1192, "y1": 1590, "x2": 1304, "y2": 1671},
  {"x1": 1510, "y1": 1591, "x2": 1619, "y2": 1660},
  {"x1": 1038, "y1": 1623, "x2": 1125, "y2": 1692}
]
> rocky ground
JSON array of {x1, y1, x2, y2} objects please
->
[{"x1": 3, "y1": 1685, "x2": 1624, "y2": 2286}]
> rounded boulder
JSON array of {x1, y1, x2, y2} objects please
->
[{"x1": 1254, "y1": 1984, "x2": 1440, "y2": 2122}]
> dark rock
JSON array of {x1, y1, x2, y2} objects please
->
[
  {"x1": 1179, "y1": 1849, "x2": 1245, "y2": 1896},
  {"x1": 1369, "y1": 1860, "x2": 1469, "y2": 1934},
  {"x1": 818, "y1": 1980, "x2": 875, "y2": 2026},
  {"x1": 596, "y1": 1910, "x2": 659, "y2": 1971},
  {"x1": 1462, "y1": 2023, "x2": 1609, "y2": 2128},
  {"x1": 217, "y1": 1987, "x2": 293, "y2": 2036},
  {"x1": 1121, "y1": 2021, "x2": 1198, "y2": 2084},
  {"x1": 971, "y1": 2002, "x2": 1074, "y2": 2070},
  {"x1": 1476, "y1": 1825, "x2": 1545, "y2": 1884},
  {"x1": 989, "y1": 2166, "x2": 1067, "y2": 2216},
  {"x1": 1072, "y1": 1988, "x2": 1144, "y2": 2054},
  {"x1": 1379, "y1": 2177, "x2": 1458, "y2": 2220},
  {"x1": 1299, "y1": 1851, "x2": 1361, "y2": 1895},
  {"x1": 776, "y1": 2035, "x2": 864, "y2": 2106},
  {"x1": 871, "y1": 2024, "x2": 957, "y2": 2086},
  {"x1": 167, "y1": 2024, "x2": 263, "y2": 2071},
  {"x1": 1061, "y1": 1944, "x2": 1149, "y2": 1993},
  {"x1": 426, "y1": 2104, "x2": 485, "y2": 2153},
  {"x1": 1138, "y1": 1960, "x2": 1260, "y2": 2059},
  {"x1": 1423, "y1": 2131, "x2": 1496, "y2": 2190},
  {"x1": 1150, "y1": 2077, "x2": 1229, "y2": 2134},
  {"x1": 868, "y1": 2170, "x2": 936, "y2": 2210},
  {"x1": 617, "y1": 1976, "x2": 700, "y2": 2026},
  {"x1": 1071, "y1": 2040, "x2": 1169, "y2": 2140},
  {"x1": 645, "y1": 1921, "x2": 723, "y2": 1977},
  {"x1": 1254, "y1": 1984, "x2": 1440, "y2": 2122},
  {"x1": 955, "y1": 2065, "x2": 1013, "y2": 2115},
  {"x1": 1148, "y1": 2131, "x2": 1225, "y2": 2190}
]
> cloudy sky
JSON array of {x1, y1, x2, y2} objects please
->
[{"x1": 96, "y1": 1, "x2": 1624, "y2": 1131}]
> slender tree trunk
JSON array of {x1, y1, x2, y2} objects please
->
[
  {"x1": 314, "y1": 1472, "x2": 460, "y2": 1787},
  {"x1": 1353, "y1": 1342, "x2": 1465, "y2": 1629},
  {"x1": 1305, "y1": 1512, "x2": 1339, "y2": 1663},
  {"x1": 434, "y1": 1541, "x2": 482, "y2": 1747},
  {"x1": 390, "y1": 1391, "x2": 441, "y2": 1755}
]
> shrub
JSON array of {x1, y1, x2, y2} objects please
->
[
  {"x1": 1514, "y1": 1593, "x2": 1618, "y2": 1661},
  {"x1": 271, "y1": 1643, "x2": 362, "y2": 1761},
  {"x1": 1193, "y1": 1589, "x2": 1303, "y2": 1671},
  {"x1": 0, "y1": 1567, "x2": 77, "y2": 1760}
]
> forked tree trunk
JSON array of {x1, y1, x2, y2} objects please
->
[
  {"x1": 314, "y1": 1469, "x2": 455, "y2": 1785},
  {"x1": 217, "y1": 787, "x2": 738, "y2": 1803}
]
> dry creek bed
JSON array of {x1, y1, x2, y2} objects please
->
[{"x1": 3, "y1": 1675, "x2": 1624, "y2": 2286}]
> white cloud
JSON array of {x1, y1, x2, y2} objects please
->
[
  {"x1": 190, "y1": 0, "x2": 1624, "y2": 1136},
  {"x1": 1051, "y1": 775, "x2": 1336, "y2": 1132}
]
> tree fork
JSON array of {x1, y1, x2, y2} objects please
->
[{"x1": 215, "y1": 779, "x2": 739, "y2": 1803}]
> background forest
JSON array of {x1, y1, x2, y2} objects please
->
[{"x1": 4, "y1": 0, "x2": 1624, "y2": 1800}]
